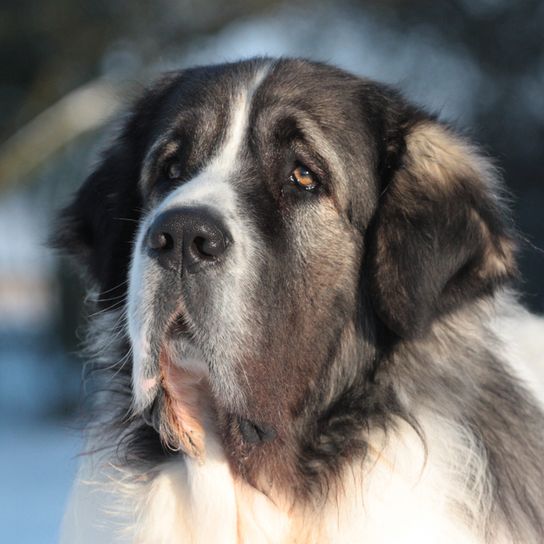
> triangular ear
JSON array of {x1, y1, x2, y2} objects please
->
[{"x1": 367, "y1": 121, "x2": 517, "y2": 338}]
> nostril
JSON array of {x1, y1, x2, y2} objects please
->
[
  {"x1": 148, "y1": 230, "x2": 174, "y2": 252},
  {"x1": 192, "y1": 236, "x2": 218, "y2": 259},
  {"x1": 161, "y1": 232, "x2": 175, "y2": 251}
]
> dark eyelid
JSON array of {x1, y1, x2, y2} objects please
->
[
  {"x1": 161, "y1": 150, "x2": 181, "y2": 169},
  {"x1": 156, "y1": 141, "x2": 188, "y2": 181},
  {"x1": 290, "y1": 140, "x2": 326, "y2": 173}
]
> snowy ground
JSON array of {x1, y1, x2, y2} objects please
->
[{"x1": 0, "y1": 420, "x2": 81, "y2": 544}]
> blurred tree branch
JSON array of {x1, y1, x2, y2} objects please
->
[
  {"x1": 0, "y1": 0, "x2": 280, "y2": 193},
  {"x1": 0, "y1": 78, "x2": 132, "y2": 193}
]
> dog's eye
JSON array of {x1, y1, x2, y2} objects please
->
[
  {"x1": 166, "y1": 162, "x2": 183, "y2": 180},
  {"x1": 289, "y1": 165, "x2": 318, "y2": 191}
]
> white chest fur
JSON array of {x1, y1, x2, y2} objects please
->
[{"x1": 61, "y1": 415, "x2": 498, "y2": 544}]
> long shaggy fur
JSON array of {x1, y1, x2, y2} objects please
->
[{"x1": 55, "y1": 58, "x2": 544, "y2": 543}]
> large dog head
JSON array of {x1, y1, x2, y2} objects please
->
[{"x1": 55, "y1": 58, "x2": 516, "y2": 491}]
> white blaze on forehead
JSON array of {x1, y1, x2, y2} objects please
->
[
  {"x1": 129, "y1": 65, "x2": 270, "y2": 413},
  {"x1": 162, "y1": 64, "x2": 270, "y2": 210}
]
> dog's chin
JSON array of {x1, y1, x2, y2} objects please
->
[
  {"x1": 164, "y1": 312, "x2": 210, "y2": 377},
  {"x1": 142, "y1": 342, "x2": 213, "y2": 460},
  {"x1": 132, "y1": 306, "x2": 211, "y2": 456},
  {"x1": 137, "y1": 307, "x2": 270, "y2": 459},
  {"x1": 166, "y1": 311, "x2": 193, "y2": 341}
]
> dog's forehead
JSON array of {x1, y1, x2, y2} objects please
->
[
  {"x1": 139, "y1": 59, "x2": 379, "y2": 219},
  {"x1": 140, "y1": 62, "x2": 272, "y2": 189},
  {"x1": 164, "y1": 59, "x2": 361, "y2": 115},
  {"x1": 150, "y1": 59, "x2": 366, "y2": 156}
]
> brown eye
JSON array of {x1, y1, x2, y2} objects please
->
[
  {"x1": 290, "y1": 165, "x2": 318, "y2": 191},
  {"x1": 166, "y1": 162, "x2": 182, "y2": 180}
]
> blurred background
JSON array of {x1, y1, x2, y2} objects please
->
[{"x1": 1, "y1": 0, "x2": 543, "y2": 541}]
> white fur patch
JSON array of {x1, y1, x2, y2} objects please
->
[
  {"x1": 337, "y1": 415, "x2": 491, "y2": 544},
  {"x1": 62, "y1": 412, "x2": 497, "y2": 543},
  {"x1": 491, "y1": 296, "x2": 544, "y2": 407}
]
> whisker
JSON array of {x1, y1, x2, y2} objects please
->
[
  {"x1": 87, "y1": 299, "x2": 127, "y2": 318},
  {"x1": 95, "y1": 280, "x2": 129, "y2": 296},
  {"x1": 114, "y1": 217, "x2": 140, "y2": 224},
  {"x1": 92, "y1": 293, "x2": 128, "y2": 303}
]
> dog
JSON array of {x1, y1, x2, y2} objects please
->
[{"x1": 54, "y1": 58, "x2": 544, "y2": 543}]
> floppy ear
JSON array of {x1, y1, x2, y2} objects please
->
[
  {"x1": 53, "y1": 142, "x2": 142, "y2": 297},
  {"x1": 367, "y1": 120, "x2": 517, "y2": 338},
  {"x1": 52, "y1": 75, "x2": 178, "y2": 298}
]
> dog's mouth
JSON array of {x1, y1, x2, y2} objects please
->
[
  {"x1": 166, "y1": 310, "x2": 193, "y2": 339},
  {"x1": 141, "y1": 338, "x2": 212, "y2": 460},
  {"x1": 136, "y1": 302, "x2": 277, "y2": 459}
]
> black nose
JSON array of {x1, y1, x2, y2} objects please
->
[{"x1": 146, "y1": 207, "x2": 231, "y2": 272}]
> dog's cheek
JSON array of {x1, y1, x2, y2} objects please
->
[{"x1": 227, "y1": 207, "x2": 359, "y2": 428}]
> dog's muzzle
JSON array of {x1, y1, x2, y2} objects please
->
[{"x1": 145, "y1": 206, "x2": 232, "y2": 273}]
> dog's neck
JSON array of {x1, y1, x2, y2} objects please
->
[
  {"x1": 69, "y1": 292, "x2": 544, "y2": 543},
  {"x1": 154, "y1": 316, "x2": 388, "y2": 503}
]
